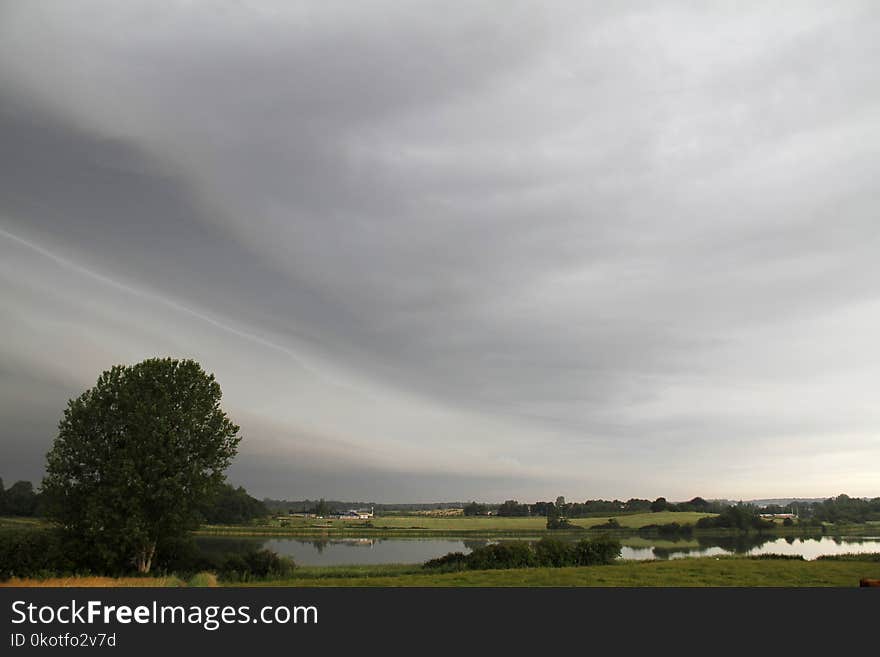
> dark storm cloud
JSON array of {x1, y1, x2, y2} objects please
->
[
  {"x1": 1, "y1": 2, "x2": 879, "y2": 500},
  {"x1": 0, "y1": 96, "x2": 365, "y2": 350}
]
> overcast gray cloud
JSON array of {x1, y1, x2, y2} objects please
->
[{"x1": 1, "y1": 1, "x2": 879, "y2": 501}]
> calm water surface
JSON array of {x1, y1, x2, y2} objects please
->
[
  {"x1": 196, "y1": 535, "x2": 880, "y2": 566},
  {"x1": 621, "y1": 536, "x2": 880, "y2": 561}
]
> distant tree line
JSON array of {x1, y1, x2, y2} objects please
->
[
  {"x1": 283, "y1": 498, "x2": 374, "y2": 516},
  {"x1": 496, "y1": 500, "x2": 531, "y2": 516},
  {"x1": 647, "y1": 496, "x2": 722, "y2": 513},
  {"x1": 262, "y1": 499, "x2": 466, "y2": 514},
  {"x1": 473, "y1": 495, "x2": 880, "y2": 522},
  {"x1": 695, "y1": 504, "x2": 775, "y2": 531},
  {"x1": 463, "y1": 501, "x2": 489, "y2": 516},
  {"x1": 7, "y1": 478, "x2": 878, "y2": 526},
  {"x1": 732, "y1": 495, "x2": 880, "y2": 524},
  {"x1": 804, "y1": 495, "x2": 880, "y2": 524},
  {"x1": 472, "y1": 494, "x2": 880, "y2": 527},
  {"x1": 493, "y1": 495, "x2": 723, "y2": 517}
]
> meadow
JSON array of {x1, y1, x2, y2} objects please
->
[
  {"x1": 197, "y1": 511, "x2": 717, "y2": 537},
  {"x1": 371, "y1": 511, "x2": 713, "y2": 530},
  {"x1": 240, "y1": 556, "x2": 880, "y2": 587},
  {"x1": 10, "y1": 556, "x2": 874, "y2": 587}
]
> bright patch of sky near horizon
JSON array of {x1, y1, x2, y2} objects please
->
[{"x1": 1, "y1": 1, "x2": 879, "y2": 502}]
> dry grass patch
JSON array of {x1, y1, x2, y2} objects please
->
[
  {"x1": 0, "y1": 576, "x2": 185, "y2": 587},
  {"x1": 187, "y1": 571, "x2": 219, "y2": 587}
]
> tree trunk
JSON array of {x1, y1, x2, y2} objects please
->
[{"x1": 135, "y1": 542, "x2": 157, "y2": 574}]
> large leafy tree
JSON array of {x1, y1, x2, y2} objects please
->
[{"x1": 43, "y1": 358, "x2": 241, "y2": 573}]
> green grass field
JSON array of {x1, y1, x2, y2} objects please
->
[
  {"x1": 370, "y1": 511, "x2": 714, "y2": 530},
  {"x1": 10, "y1": 513, "x2": 872, "y2": 540},
  {"x1": 199, "y1": 511, "x2": 717, "y2": 537},
  {"x1": 5, "y1": 557, "x2": 878, "y2": 587},
  {"x1": 239, "y1": 556, "x2": 880, "y2": 587}
]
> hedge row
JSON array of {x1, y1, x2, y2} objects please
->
[
  {"x1": 424, "y1": 536, "x2": 621, "y2": 572},
  {"x1": 0, "y1": 530, "x2": 294, "y2": 581}
]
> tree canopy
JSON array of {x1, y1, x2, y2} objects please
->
[
  {"x1": 463, "y1": 501, "x2": 488, "y2": 516},
  {"x1": 496, "y1": 500, "x2": 530, "y2": 517},
  {"x1": 650, "y1": 497, "x2": 670, "y2": 513},
  {"x1": 42, "y1": 358, "x2": 241, "y2": 573},
  {"x1": 201, "y1": 484, "x2": 269, "y2": 525}
]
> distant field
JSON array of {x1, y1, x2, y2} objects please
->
[
  {"x1": 1, "y1": 512, "x2": 716, "y2": 545},
  {"x1": 370, "y1": 511, "x2": 715, "y2": 530},
  {"x1": 213, "y1": 511, "x2": 717, "y2": 535},
  {"x1": 244, "y1": 557, "x2": 880, "y2": 587}
]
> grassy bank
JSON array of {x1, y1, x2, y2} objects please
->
[
  {"x1": 240, "y1": 556, "x2": 880, "y2": 587},
  {"x1": 4, "y1": 556, "x2": 878, "y2": 587},
  {"x1": 0, "y1": 576, "x2": 186, "y2": 587}
]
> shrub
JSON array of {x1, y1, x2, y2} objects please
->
[
  {"x1": 219, "y1": 549, "x2": 295, "y2": 582},
  {"x1": 749, "y1": 553, "x2": 805, "y2": 560},
  {"x1": 424, "y1": 552, "x2": 470, "y2": 571},
  {"x1": 572, "y1": 536, "x2": 621, "y2": 565},
  {"x1": 696, "y1": 505, "x2": 773, "y2": 531},
  {"x1": 0, "y1": 530, "x2": 80, "y2": 580},
  {"x1": 467, "y1": 542, "x2": 537, "y2": 570},
  {"x1": 660, "y1": 522, "x2": 691, "y2": 536},
  {"x1": 815, "y1": 553, "x2": 880, "y2": 562},
  {"x1": 154, "y1": 536, "x2": 216, "y2": 575},
  {"x1": 638, "y1": 522, "x2": 693, "y2": 537},
  {"x1": 590, "y1": 518, "x2": 621, "y2": 530},
  {"x1": 424, "y1": 537, "x2": 620, "y2": 571},
  {"x1": 546, "y1": 515, "x2": 573, "y2": 530},
  {"x1": 534, "y1": 538, "x2": 573, "y2": 567}
]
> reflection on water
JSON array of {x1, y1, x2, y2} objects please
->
[
  {"x1": 624, "y1": 535, "x2": 880, "y2": 561},
  {"x1": 196, "y1": 537, "x2": 473, "y2": 567},
  {"x1": 196, "y1": 534, "x2": 880, "y2": 566}
]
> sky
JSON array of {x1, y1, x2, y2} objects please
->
[{"x1": 1, "y1": 1, "x2": 879, "y2": 503}]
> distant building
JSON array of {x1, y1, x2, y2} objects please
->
[{"x1": 337, "y1": 508, "x2": 374, "y2": 519}]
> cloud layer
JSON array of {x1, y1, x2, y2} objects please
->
[{"x1": 2, "y1": 1, "x2": 879, "y2": 500}]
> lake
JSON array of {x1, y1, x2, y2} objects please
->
[{"x1": 196, "y1": 535, "x2": 880, "y2": 566}]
